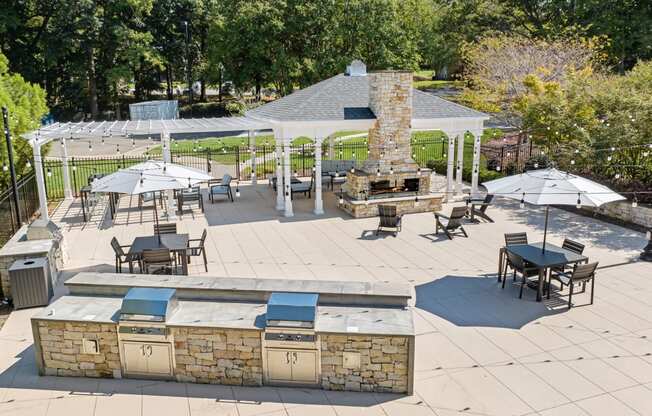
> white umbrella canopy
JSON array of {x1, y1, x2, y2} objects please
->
[
  {"x1": 90, "y1": 160, "x2": 212, "y2": 195},
  {"x1": 482, "y1": 168, "x2": 625, "y2": 207},
  {"x1": 482, "y1": 168, "x2": 625, "y2": 251}
]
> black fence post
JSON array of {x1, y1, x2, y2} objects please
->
[
  {"x1": 301, "y1": 144, "x2": 306, "y2": 176},
  {"x1": 71, "y1": 158, "x2": 78, "y2": 197},
  {"x1": 235, "y1": 146, "x2": 241, "y2": 181},
  {"x1": 2, "y1": 107, "x2": 21, "y2": 225},
  {"x1": 500, "y1": 147, "x2": 505, "y2": 171},
  {"x1": 207, "y1": 149, "x2": 211, "y2": 173}
]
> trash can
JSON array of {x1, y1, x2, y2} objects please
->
[{"x1": 8, "y1": 257, "x2": 53, "y2": 309}]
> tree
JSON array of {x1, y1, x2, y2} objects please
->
[
  {"x1": 0, "y1": 52, "x2": 48, "y2": 185},
  {"x1": 459, "y1": 35, "x2": 602, "y2": 124}
]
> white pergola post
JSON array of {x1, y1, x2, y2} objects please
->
[
  {"x1": 471, "y1": 129, "x2": 483, "y2": 195},
  {"x1": 33, "y1": 143, "x2": 49, "y2": 221},
  {"x1": 283, "y1": 139, "x2": 293, "y2": 217},
  {"x1": 275, "y1": 138, "x2": 284, "y2": 211},
  {"x1": 161, "y1": 131, "x2": 176, "y2": 219},
  {"x1": 249, "y1": 130, "x2": 257, "y2": 185},
  {"x1": 61, "y1": 138, "x2": 73, "y2": 199},
  {"x1": 314, "y1": 136, "x2": 324, "y2": 215},
  {"x1": 445, "y1": 133, "x2": 456, "y2": 202},
  {"x1": 456, "y1": 132, "x2": 465, "y2": 195},
  {"x1": 328, "y1": 135, "x2": 335, "y2": 159}
]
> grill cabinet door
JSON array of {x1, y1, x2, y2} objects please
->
[
  {"x1": 290, "y1": 350, "x2": 318, "y2": 383},
  {"x1": 266, "y1": 349, "x2": 292, "y2": 382},
  {"x1": 122, "y1": 341, "x2": 148, "y2": 374},
  {"x1": 145, "y1": 343, "x2": 173, "y2": 375}
]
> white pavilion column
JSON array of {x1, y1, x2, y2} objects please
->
[
  {"x1": 61, "y1": 137, "x2": 73, "y2": 199},
  {"x1": 445, "y1": 133, "x2": 456, "y2": 202},
  {"x1": 249, "y1": 130, "x2": 257, "y2": 185},
  {"x1": 162, "y1": 131, "x2": 176, "y2": 219},
  {"x1": 33, "y1": 143, "x2": 49, "y2": 221},
  {"x1": 275, "y1": 141, "x2": 284, "y2": 211},
  {"x1": 283, "y1": 139, "x2": 293, "y2": 217},
  {"x1": 470, "y1": 129, "x2": 483, "y2": 195},
  {"x1": 456, "y1": 132, "x2": 465, "y2": 195},
  {"x1": 313, "y1": 136, "x2": 324, "y2": 215},
  {"x1": 328, "y1": 135, "x2": 335, "y2": 159}
]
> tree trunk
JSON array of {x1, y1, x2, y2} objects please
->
[
  {"x1": 87, "y1": 47, "x2": 99, "y2": 119},
  {"x1": 255, "y1": 75, "x2": 261, "y2": 101},
  {"x1": 200, "y1": 79, "x2": 206, "y2": 102},
  {"x1": 218, "y1": 67, "x2": 223, "y2": 103}
]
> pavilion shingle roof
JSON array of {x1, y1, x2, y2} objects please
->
[{"x1": 246, "y1": 73, "x2": 487, "y2": 122}]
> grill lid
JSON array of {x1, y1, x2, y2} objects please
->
[
  {"x1": 266, "y1": 292, "x2": 318, "y2": 328},
  {"x1": 119, "y1": 287, "x2": 177, "y2": 322}
]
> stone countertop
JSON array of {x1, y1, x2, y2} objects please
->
[
  {"x1": 32, "y1": 295, "x2": 414, "y2": 336},
  {"x1": 66, "y1": 272, "x2": 412, "y2": 300},
  {"x1": 0, "y1": 225, "x2": 54, "y2": 257}
]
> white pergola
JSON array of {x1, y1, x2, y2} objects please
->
[{"x1": 25, "y1": 72, "x2": 489, "y2": 220}]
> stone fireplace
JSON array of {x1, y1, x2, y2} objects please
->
[{"x1": 340, "y1": 70, "x2": 442, "y2": 218}]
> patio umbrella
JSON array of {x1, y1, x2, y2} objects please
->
[
  {"x1": 90, "y1": 160, "x2": 212, "y2": 231},
  {"x1": 482, "y1": 168, "x2": 625, "y2": 252}
]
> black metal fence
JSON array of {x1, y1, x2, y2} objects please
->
[{"x1": 0, "y1": 172, "x2": 40, "y2": 247}]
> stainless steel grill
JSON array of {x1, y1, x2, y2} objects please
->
[
  {"x1": 262, "y1": 292, "x2": 321, "y2": 385},
  {"x1": 117, "y1": 288, "x2": 177, "y2": 379}
]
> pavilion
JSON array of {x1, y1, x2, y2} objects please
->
[{"x1": 25, "y1": 61, "x2": 488, "y2": 220}]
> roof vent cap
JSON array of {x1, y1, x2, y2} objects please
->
[{"x1": 345, "y1": 60, "x2": 367, "y2": 77}]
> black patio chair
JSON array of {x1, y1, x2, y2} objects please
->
[
  {"x1": 142, "y1": 248, "x2": 176, "y2": 275},
  {"x1": 552, "y1": 238, "x2": 587, "y2": 283},
  {"x1": 434, "y1": 206, "x2": 468, "y2": 239},
  {"x1": 549, "y1": 262, "x2": 598, "y2": 308},
  {"x1": 377, "y1": 205, "x2": 402, "y2": 236},
  {"x1": 499, "y1": 232, "x2": 530, "y2": 281},
  {"x1": 469, "y1": 194, "x2": 494, "y2": 223},
  {"x1": 503, "y1": 250, "x2": 540, "y2": 299},
  {"x1": 186, "y1": 229, "x2": 208, "y2": 272},
  {"x1": 110, "y1": 237, "x2": 139, "y2": 273}
]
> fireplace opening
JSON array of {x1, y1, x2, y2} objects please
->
[
  {"x1": 403, "y1": 178, "x2": 420, "y2": 192},
  {"x1": 370, "y1": 180, "x2": 391, "y2": 195}
]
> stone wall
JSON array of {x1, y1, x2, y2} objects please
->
[
  {"x1": 588, "y1": 201, "x2": 652, "y2": 229},
  {"x1": 34, "y1": 320, "x2": 121, "y2": 378},
  {"x1": 340, "y1": 195, "x2": 442, "y2": 218},
  {"x1": 172, "y1": 327, "x2": 263, "y2": 386},
  {"x1": 320, "y1": 334, "x2": 410, "y2": 393}
]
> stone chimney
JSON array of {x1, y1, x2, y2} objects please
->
[{"x1": 363, "y1": 70, "x2": 418, "y2": 173}]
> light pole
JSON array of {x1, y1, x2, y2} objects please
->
[
  {"x1": 2, "y1": 106, "x2": 21, "y2": 224},
  {"x1": 183, "y1": 20, "x2": 193, "y2": 115}
]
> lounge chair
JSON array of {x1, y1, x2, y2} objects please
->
[
  {"x1": 178, "y1": 186, "x2": 203, "y2": 215},
  {"x1": 468, "y1": 194, "x2": 494, "y2": 222},
  {"x1": 291, "y1": 176, "x2": 313, "y2": 199},
  {"x1": 434, "y1": 206, "x2": 468, "y2": 239},
  {"x1": 503, "y1": 250, "x2": 540, "y2": 298},
  {"x1": 110, "y1": 237, "x2": 139, "y2": 273},
  {"x1": 209, "y1": 174, "x2": 234, "y2": 202},
  {"x1": 549, "y1": 262, "x2": 598, "y2": 308},
  {"x1": 377, "y1": 205, "x2": 402, "y2": 236}
]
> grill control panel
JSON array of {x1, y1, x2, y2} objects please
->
[
  {"x1": 119, "y1": 326, "x2": 167, "y2": 336},
  {"x1": 264, "y1": 332, "x2": 315, "y2": 343}
]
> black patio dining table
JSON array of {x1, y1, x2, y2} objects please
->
[
  {"x1": 504, "y1": 242, "x2": 588, "y2": 302},
  {"x1": 128, "y1": 233, "x2": 189, "y2": 275}
]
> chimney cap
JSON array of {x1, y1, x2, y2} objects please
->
[{"x1": 345, "y1": 60, "x2": 367, "y2": 77}]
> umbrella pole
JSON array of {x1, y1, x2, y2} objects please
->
[{"x1": 542, "y1": 205, "x2": 549, "y2": 253}]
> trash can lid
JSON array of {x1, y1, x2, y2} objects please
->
[{"x1": 8, "y1": 257, "x2": 48, "y2": 271}]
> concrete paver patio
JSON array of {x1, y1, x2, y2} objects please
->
[{"x1": 1, "y1": 182, "x2": 651, "y2": 416}]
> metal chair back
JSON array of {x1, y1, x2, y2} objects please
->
[
  {"x1": 562, "y1": 238, "x2": 585, "y2": 255},
  {"x1": 570, "y1": 262, "x2": 598, "y2": 282},
  {"x1": 154, "y1": 223, "x2": 177, "y2": 235},
  {"x1": 478, "y1": 194, "x2": 494, "y2": 214},
  {"x1": 505, "y1": 232, "x2": 528, "y2": 246},
  {"x1": 142, "y1": 248, "x2": 172, "y2": 265},
  {"x1": 110, "y1": 237, "x2": 125, "y2": 257}
]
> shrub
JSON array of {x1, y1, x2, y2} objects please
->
[
  {"x1": 425, "y1": 159, "x2": 503, "y2": 184},
  {"x1": 524, "y1": 154, "x2": 552, "y2": 171}
]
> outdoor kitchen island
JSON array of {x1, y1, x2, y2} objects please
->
[{"x1": 31, "y1": 273, "x2": 415, "y2": 394}]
